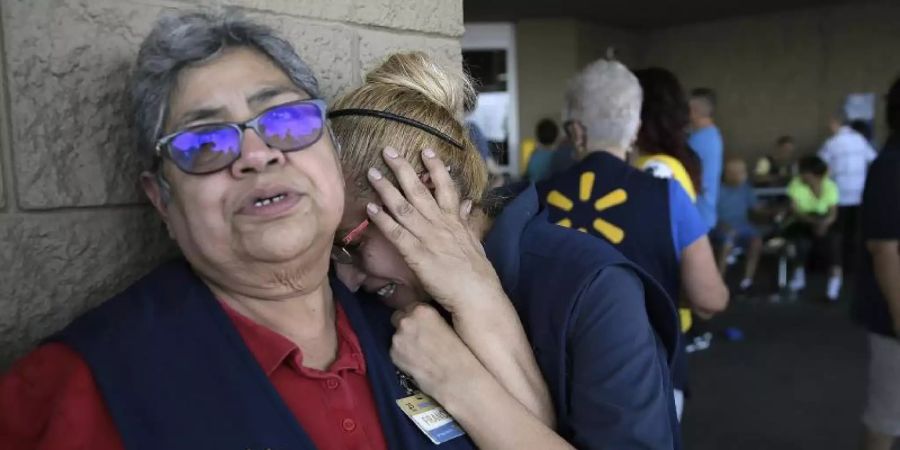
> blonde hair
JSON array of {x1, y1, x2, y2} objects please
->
[{"x1": 330, "y1": 52, "x2": 488, "y2": 204}]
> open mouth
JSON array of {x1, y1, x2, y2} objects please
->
[
  {"x1": 254, "y1": 193, "x2": 287, "y2": 208},
  {"x1": 238, "y1": 187, "x2": 302, "y2": 216},
  {"x1": 376, "y1": 282, "x2": 397, "y2": 299}
]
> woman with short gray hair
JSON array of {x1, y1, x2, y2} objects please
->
[
  {"x1": 0, "y1": 12, "x2": 480, "y2": 450},
  {"x1": 537, "y1": 58, "x2": 728, "y2": 421}
]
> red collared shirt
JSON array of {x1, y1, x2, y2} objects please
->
[{"x1": 0, "y1": 302, "x2": 388, "y2": 450}]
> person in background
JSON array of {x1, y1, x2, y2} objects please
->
[
  {"x1": 524, "y1": 118, "x2": 559, "y2": 182},
  {"x1": 688, "y1": 87, "x2": 724, "y2": 229},
  {"x1": 466, "y1": 111, "x2": 493, "y2": 162},
  {"x1": 853, "y1": 75, "x2": 900, "y2": 450},
  {"x1": 819, "y1": 114, "x2": 877, "y2": 274},
  {"x1": 465, "y1": 102, "x2": 505, "y2": 186},
  {"x1": 547, "y1": 132, "x2": 578, "y2": 177},
  {"x1": 754, "y1": 135, "x2": 798, "y2": 187},
  {"x1": 785, "y1": 156, "x2": 841, "y2": 301},
  {"x1": 632, "y1": 67, "x2": 702, "y2": 344},
  {"x1": 537, "y1": 59, "x2": 728, "y2": 421},
  {"x1": 850, "y1": 119, "x2": 874, "y2": 142},
  {"x1": 714, "y1": 157, "x2": 764, "y2": 292},
  {"x1": 633, "y1": 67, "x2": 702, "y2": 202}
]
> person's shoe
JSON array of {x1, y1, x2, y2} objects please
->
[
  {"x1": 789, "y1": 268, "x2": 806, "y2": 292},
  {"x1": 685, "y1": 332, "x2": 714, "y2": 353},
  {"x1": 826, "y1": 276, "x2": 842, "y2": 302}
]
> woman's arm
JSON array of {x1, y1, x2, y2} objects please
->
[
  {"x1": 681, "y1": 236, "x2": 729, "y2": 318},
  {"x1": 668, "y1": 181, "x2": 728, "y2": 318},
  {"x1": 567, "y1": 266, "x2": 678, "y2": 448},
  {"x1": 366, "y1": 147, "x2": 554, "y2": 426},
  {"x1": 391, "y1": 304, "x2": 573, "y2": 450}
]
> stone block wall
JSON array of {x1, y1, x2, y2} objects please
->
[{"x1": 0, "y1": 0, "x2": 463, "y2": 368}]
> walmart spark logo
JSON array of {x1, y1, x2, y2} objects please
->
[{"x1": 546, "y1": 171, "x2": 628, "y2": 244}]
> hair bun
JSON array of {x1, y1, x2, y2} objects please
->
[{"x1": 366, "y1": 52, "x2": 474, "y2": 123}]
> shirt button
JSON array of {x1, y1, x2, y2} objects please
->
[
  {"x1": 342, "y1": 418, "x2": 357, "y2": 432},
  {"x1": 325, "y1": 378, "x2": 340, "y2": 390}
]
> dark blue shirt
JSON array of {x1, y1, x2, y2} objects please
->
[
  {"x1": 485, "y1": 184, "x2": 681, "y2": 449},
  {"x1": 854, "y1": 134, "x2": 900, "y2": 338}
]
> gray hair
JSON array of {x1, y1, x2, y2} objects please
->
[
  {"x1": 131, "y1": 11, "x2": 320, "y2": 168},
  {"x1": 563, "y1": 59, "x2": 642, "y2": 151}
]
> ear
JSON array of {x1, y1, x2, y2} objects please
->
[
  {"x1": 140, "y1": 170, "x2": 170, "y2": 222},
  {"x1": 566, "y1": 121, "x2": 586, "y2": 148}
]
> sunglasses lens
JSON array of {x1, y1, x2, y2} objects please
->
[
  {"x1": 258, "y1": 102, "x2": 324, "y2": 151},
  {"x1": 168, "y1": 125, "x2": 241, "y2": 173}
]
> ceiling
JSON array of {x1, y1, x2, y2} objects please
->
[{"x1": 464, "y1": 0, "x2": 872, "y2": 29}]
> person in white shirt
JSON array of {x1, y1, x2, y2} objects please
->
[{"x1": 818, "y1": 115, "x2": 877, "y2": 280}]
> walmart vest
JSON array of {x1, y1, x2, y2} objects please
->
[
  {"x1": 52, "y1": 260, "x2": 477, "y2": 450},
  {"x1": 537, "y1": 151, "x2": 687, "y2": 390}
]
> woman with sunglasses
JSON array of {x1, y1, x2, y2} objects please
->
[
  {"x1": 330, "y1": 52, "x2": 682, "y2": 449},
  {"x1": 0, "y1": 14, "x2": 481, "y2": 450}
]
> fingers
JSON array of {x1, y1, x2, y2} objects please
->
[
  {"x1": 380, "y1": 147, "x2": 442, "y2": 220},
  {"x1": 367, "y1": 166, "x2": 429, "y2": 236},
  {"x1": 459, "y1": 199, "x2": 474, "y2": 221},
  {"x1": 365, "y1": 202, "x2": 419, "y2": 256},
  {"x1": 420, "y1": 148, "x2": 460, "y2": 214},
  {"x1": 390, "y1": 308, "x2": 406, "y2": 328},
  {"x1": 390, "y1": 303, "x2": 440, "y2": 329}
]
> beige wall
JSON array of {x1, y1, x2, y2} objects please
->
[
  {"x1": 643, "y1": 3, "x2": 900, "y2": 161},
  {"x1": 515, "y1": 19, "x2": 642, "y2": 152},
  {"x1": 0, "y1": 0, "x2": 463, "y2": 368},
  {"x1": 515, "y1": 19, "x2": 578, "y2": 151}
]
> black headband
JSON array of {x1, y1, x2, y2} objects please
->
[{"x1": 328, "y1": 108, "x2": 465, "y2": 150}]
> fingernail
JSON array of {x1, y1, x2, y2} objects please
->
[
  {"x1": 368, "y1": 167, "x2": 383, "y2": 180},
  {"x1": 422, "y1": 148, "x2": 436, "y2": 159},
  {"x1": 367, "y1": 203, "x2": 380, "y2": 215},
  {"x1": 463, "y1": 200, "x2": 473, "y2": 215},
  {"x1": 384, "y1": 147, "x2": 399, "y2": 159}
]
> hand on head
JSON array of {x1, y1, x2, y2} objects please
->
[{"x1": 364, "y1": 147, "x2": 504, "y2": 314}]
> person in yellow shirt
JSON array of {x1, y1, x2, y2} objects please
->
[
  {"x1": 633, "y1": 68, "x2": 707, "y2": 334},
  {"x1": 633, "y1": 68, "x2": 702, "y2": 203},
  {"x1": 785, "y1": 155, "x2": 842, "y2": 301}
]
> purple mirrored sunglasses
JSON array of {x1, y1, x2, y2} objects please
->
[{"x1": 155, "y1": 99, "x2": 328, "y2": 175}]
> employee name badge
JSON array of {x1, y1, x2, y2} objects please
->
[{"x1": 396, "y1": 391, "x2": 466, "y2": 445}]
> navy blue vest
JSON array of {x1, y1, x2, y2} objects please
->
[
  {"x1": 537, "y1": 152, "x2": 688, "y2": 390},
  {"x1": 537, "y1": 151, "x2": 681, "y2": 301},
  {"x1": 485, "y1": 184, "x2": 681, "y2": 448},
  {"x1": 53, "y1": 260, "x2": 476, "y2": 450}
]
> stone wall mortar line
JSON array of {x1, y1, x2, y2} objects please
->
[
  {"x1": 126, "y1": 0, "x2": 463, "y2": 39},
  {"x1": 0, "y1": 0, "x2": 17, "y2": 214},
  {"x1": 15, "y1": 203, "x2": 152, "y2": 215},
  {"x1": 350, "y1": 30, "x2": 362, "y2": 87}
]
